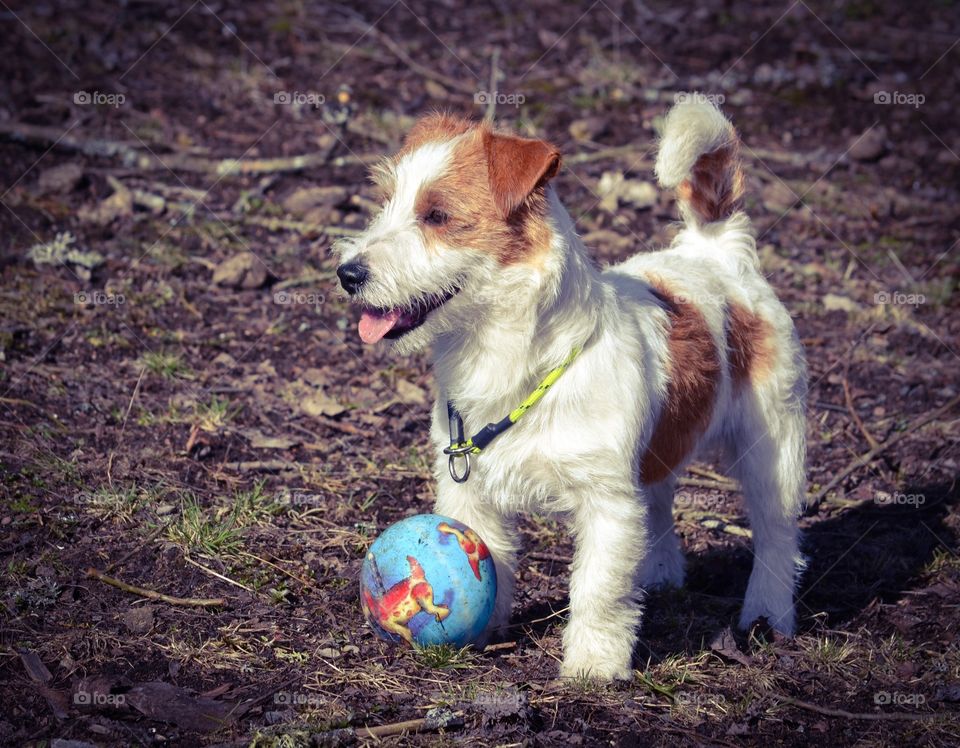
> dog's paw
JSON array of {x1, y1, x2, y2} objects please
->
[
  {"x1": 561, "y1": 620, "x2": 636, "y2": 683},
  {"x1": 559, "y1": 655, "x2": 633, "y2": 682},
  {"x1": 738, "y1": 602, "x2": 796, "y2": 636},
  {"x1": 638, "y1": 547, "x2": 686, "y2": 590}
]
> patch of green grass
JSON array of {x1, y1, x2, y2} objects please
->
[
  {"x1": 9, "y1": 495, "x2": 36, "y2": 513},
  {"x1": 6, "y1": 559, "x2": 30, "y2": 577},
  {"x1": 268, "y1": 583, "x2": 290, "y2": 606},
  {"x1": 139, "y1": 350, "x2": 190, "y2": 379},
  {"x1": 167, "y1": 493, "x2": 242, "y2": 556},
  {"x1": 412, "y1": 643, "x2": 478, "y2": 670},
  {"x1": 82, "y1": 486, "x2": 144, "y2": 521},
  {"x1": 800, "y1": 635, "x2": 857, "y2": 676},
  {"x1": 230, "y1": 480, "x2": 281, "y2": 526},
  {"x1": 195, "y1": 395, "x2": 240, "y2": 431}
]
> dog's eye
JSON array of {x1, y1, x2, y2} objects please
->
[{"x1": 423, "y1": 208, "x2": 449, "y2": 226}]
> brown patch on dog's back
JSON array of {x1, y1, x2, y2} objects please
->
[
  {"x1": 727, "y1": 303, "x2": 775, "y2": 388},
  {"x1": 640, "y1": 278, "x2": 721, "y2": 485}
]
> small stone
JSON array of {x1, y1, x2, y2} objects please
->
[
  {"x1": 568, "y1": 117, "x2": 607, "y2": 142},
  {"x1": 849, "y1": 126, "x2": 887, "y2": 162},
  {"x1": 823, "y1": 293, "x2": 860, "y2": 312},
  {"x1": 762, "y1": 181, "x2": 799, "y2": 213},
  {"x1": 212, "y1": 252, "x2": 268, "y2": 289},
  {"x1": 37, "y1": 163, "x2": 84, "y2": 194},
  {"x1": 282, "y1": 186, "x2": 348, "y2": 217}
]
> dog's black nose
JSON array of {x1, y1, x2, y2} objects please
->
[{"x1": 337, "y1": 262, "x2": 368, "y2": 295}]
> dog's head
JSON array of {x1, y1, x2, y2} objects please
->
[{"x1": 334, "y1": 113, "x2": 561, "y2": 352}]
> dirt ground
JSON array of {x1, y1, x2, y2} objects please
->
[{"x1": 1, "y1": 1, "x2": 958, "y2": 745}]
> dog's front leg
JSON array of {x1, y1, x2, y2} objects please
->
[
  {"x1": 433, "y1": 460, "x2": 519, "y2": 639},
  {"x1": 561, "y1": 488, "x2": 647, "y2": 681}
]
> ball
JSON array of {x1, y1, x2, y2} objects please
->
[{"x1": 360, "y1": 513, "x2": 497, "y2": 648}]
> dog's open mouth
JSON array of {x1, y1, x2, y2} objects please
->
[{"x1": 358, "y1": 290, "x2": 457, "y2": 344}]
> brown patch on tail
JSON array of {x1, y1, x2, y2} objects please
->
[
  {"x1": 640, "y1": 278, "x2": 721, "y2": 485},
  {"x1": 727, "y1": 303, "x2": 775, "y2": 389},
  {"x1": 677, "y1": 144, "x2": 745, "y2": 224}
]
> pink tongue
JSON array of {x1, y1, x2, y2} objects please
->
[{"x1": 358, "y1": 309, "x2": 402, "y2": 344}]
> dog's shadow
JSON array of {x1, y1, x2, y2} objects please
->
[{"x1": 511, "y1": 481, "x2": 957, "y2": 664}]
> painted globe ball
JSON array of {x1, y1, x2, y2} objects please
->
[{"x1": 360, "y1": 514, "x2": 497, "y2": 647}]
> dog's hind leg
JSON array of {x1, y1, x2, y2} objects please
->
[
  {"x1": 637, "y1": 477, "x2": 685, "y2": 590},
  {"x1": 728, "y1": 389, "x2": 806, "y2": 635}
]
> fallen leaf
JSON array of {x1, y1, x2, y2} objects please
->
[
  {"x1": 241, "y1": 428, "x2": 299, "y2": 450},
  {"x1": 212, "y1": 252, "x2": 269, "y2": 289},
  {"x1": 396, "y1": 379, "x2": 427, "y2": 405},
  {"x1": 709, "y1": 627, "x2": 753, "y2": 667},
  {"x1": 125, "y1": 681, "x2": 235, "y2": 732},
  {"x1": 121, "y1": 605, "x2": 155, "y2": 634}
]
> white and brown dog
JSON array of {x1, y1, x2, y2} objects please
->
[{"x1": 335, "y1": 99, "x2": 806, "y2": 681}]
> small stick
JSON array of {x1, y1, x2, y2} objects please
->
[
  {"x1": 687, "y1": 465, "x2": 737, "y2": 485},
  {"x1": 777, "y1": 694, "x2": 938, "y2": 721},
  {"x1": 842, "y1": 337, "x2": 880, "y2": 450},
  {"x1": 677, "y1": 477, "x2": 738, "y2": 492},
  {"x1": 0, "y1": 396, "x2": 43, "y2": 411},
  {"x1": 106, "y1": 367, "x2": 144, "y2": 487},
  {"x1": 183, "y1": 554, "x2": 253, "y2": 593},
  {"x1": 86, "y1": 567, "x2": 226, "y2": 607},
  {"x1": 355, "y1": 718, "x2": 429, "y2": 738},
  {"x1": 808, "y1": 393, "x2": 960, "y2": 511},
  {"x1": 484, "y1": 47, "x2": 500, "y2": 123}
]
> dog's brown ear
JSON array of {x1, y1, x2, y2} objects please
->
[{"x1": 484, "y1": 131, "x2": 561, "y2": 217}]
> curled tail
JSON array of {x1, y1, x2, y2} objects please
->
[{"x1": 655, "y1": 96, "x2": 745, "y2": 227}]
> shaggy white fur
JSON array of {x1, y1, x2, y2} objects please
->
[{"x1": 336, "y1": 99, "x2": 807, "y2": 681}]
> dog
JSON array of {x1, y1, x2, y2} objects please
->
[{"x1": 335, "y1": 98, "x2": 807, "y2": 681}]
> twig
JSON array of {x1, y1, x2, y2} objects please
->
[
  {"x1": 842, "y1": 335, "x2": 879, "y2": 450},
  {"x1": 183, "y1": 554, "x2": 253, "y2": 593},
  {"x1": 687, "y1": 465, "x2": 736, "y2": 485},
  {"x1": 0, "y1": 120, "x2": 347, "y2": 176},
  {"x1": 0, "y1": 396, "x2": 44, "y2": 411},
  {"x1": 565, "y1": 145, "x2": 652, "y2": 166},
  {"x1": 776, "y1": 694, "x2": 938, "y2": 721},
  {"x1": 484, "y1": 48, "x2": 500, "y2": 123},
  {"x1": 676, "y1": 509, "x2": 752, "y2": 537},
  {"x1": 107, "y1": 367, "x2": 144, "y2": 488},
  {"x1": 356, "y1": 718, "x2": 431, "y2": 739},
  {"x1": 86, "y1": 567, "x2": 226, "y2": 607},
  {"x1": 238, "y1": 550, "x2": 314, "y2": 588},
  {"x1": 677, "y1": 477, "x2": 738, "y2": 492},
  {"x1": 808, "y1": 394, "x2": 960, "y2": 512}
]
